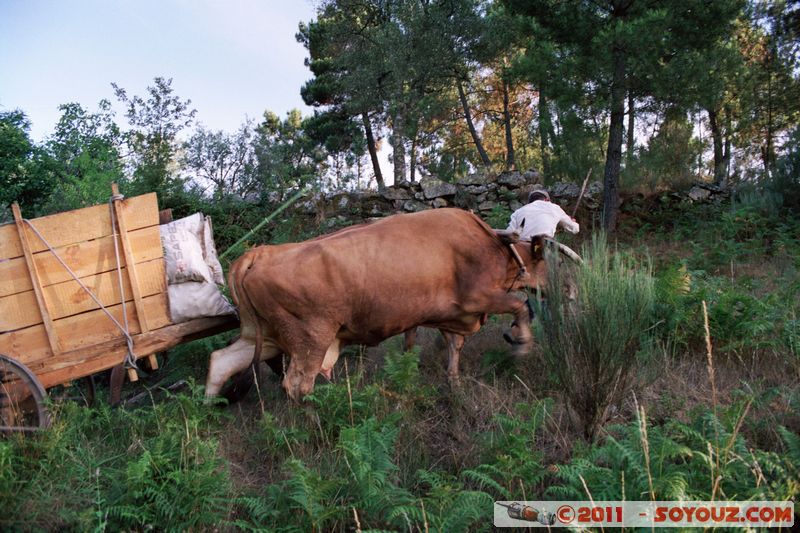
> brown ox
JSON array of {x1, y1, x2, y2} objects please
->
[{"x1": 204, "y1": 208, "x2": 547, "y2": 401}]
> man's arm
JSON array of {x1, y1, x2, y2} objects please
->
[
  {"x1": 550, "y1": 203, "x2": 580, "y2": 234},
  {"x1": 506, "y1": 211, "x2": 521, "y2": 232}
]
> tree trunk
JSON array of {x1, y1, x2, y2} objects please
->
[
  {"x1": 502, "y1": 78, "x2": 515, "y2": 170},
  {"x1": 538, "y1": 85, "x2": 551, "y2": 180},
  {"x1": 707, "y1": 107, "x2": 726, "y2": 186},
  {"x1": 763, "y1": 69, "x2": 774, "y2": 176},
  {"x1": 457, "y1": 79, "x2": 491, "y2": 169},
  {"x1": 391, "y1": 111, "x2": 406, "y2": 184},
  {"x1": 602, "y1": 44, "x2": 627, "y2": 232},
  {"x1": 723, "y1": 106, "x2": 731, "y2": 181},
  {"x1": 362, "y1": 112, "x2": 385, "y2": 191},
  {"x1": 626, "y1": 92, "x2": 635, "y2": 165},
  {"x1": 409, "y1": 135, "x2": 417, "y2": 182}
]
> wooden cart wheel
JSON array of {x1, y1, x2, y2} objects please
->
[{"x1": 0, "y1": 354, "x2": 51, "y2": 433}]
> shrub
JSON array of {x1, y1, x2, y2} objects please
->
[{"x1": 535, "y1": 234, "x2": 656, "y2": 441}]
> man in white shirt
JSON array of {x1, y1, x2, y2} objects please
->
[
  {"x1": 507, "y1": 189, "x2": 579, "y2": 239},
  {"x1": 504, "y1": 189, "x2": 579, "y2": 345}
]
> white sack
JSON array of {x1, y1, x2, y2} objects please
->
[
  {"x1": 167, "y1": 282, "x2": 235, "y2": 323},
  {"x1": 160, "y1": 226, "x2": 212, "y2": 284},
  {"x1": 161, "y1": 212, "x2": 226, "y2": 287}
]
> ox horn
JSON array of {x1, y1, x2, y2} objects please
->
[{"x1": 553, "y1": 241, "x2": 583, "y2": 264}]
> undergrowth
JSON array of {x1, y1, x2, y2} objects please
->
[{"x1": 1, "y1": 199, "x2": 799, "y2": 531}]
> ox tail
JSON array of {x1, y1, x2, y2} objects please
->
[{"x1": 230, "y1": 251, "x2": 265, "y2": 374}]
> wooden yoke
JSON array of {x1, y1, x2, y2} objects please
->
[
  {"x1": 110, "y1": 184, "x2": 157, "y2": 381},
  {"x1": 11, "y1": 203, "x2": 60, "y2": 356},
  {"x1": 493, "y1": 229, "x2": 527, "y2": 274}
]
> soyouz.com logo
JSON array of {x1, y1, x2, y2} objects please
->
[{"x1": 493, "y1": 501, "x2": 795, "y2": 528}]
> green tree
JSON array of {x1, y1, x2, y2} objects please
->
[
  {"x1": 253, "y1": 109, "x2": 327, "y2": 199},
  {"x1": 506, "y1": 0, "x2": 742, "y2": 230},
  {"x1": 0, "y1": 110, "x2": 53, "y2": 218},
  {"x1": 39, "y1": 101, "x2": 124, "y2": 211},
  {"x1": 298, "y1": 2, "x2": 388, "y2": 187},
  {"x1": 112, "y1": 77, "x2": 197, "y2": 197},
  {"x1": 734, "y1": 1, "x2": 800, "y2": 177},
  {"x1": 301, "y1": 0, "x2": 495, "y2": 184},
  {"x1": 182, "y1": 121, "x2": 257, "y2": 199}
]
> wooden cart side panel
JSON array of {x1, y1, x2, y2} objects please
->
[
  {"x1": 32, "y1": 315, "x2": 239, "y2": 390},
  {"x1": 0, "y1": 226, "x2": 162, "y2": 299},
  {"x1": 0, "y1": 259, "x2": 166, "y2": 331},
  {"x1": 0, "y1": 293, "x2": 171, "y2": 366},
  {"x1": 0, "y1": 193, "x2": 159, "y2": 260}
]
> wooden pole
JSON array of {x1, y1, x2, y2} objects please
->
[
  {"x1": 571, "y1": 168, "x2": 592, "y2": 218},
  {"x1": 110, "y1": 183, "x2": 149, "y2": 381},
  {"x1": 12, "y1": 203, "x2": 60, "y2": 356}
]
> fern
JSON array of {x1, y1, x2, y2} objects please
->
[
  {"x1": 461, "y1": 464, "x2": 512, "y2": 499},
  {"x1": 549, "y1": 407, "x2": 800, "y2": 504},
  {"x1": 338, "y1": 417, "x2": 415, "y2": 523},
  {"x1": 282, "y1": 458, "x2": 344, "y2": 531},
  {"x1": 382, "y1": 346, "x2": 421, "y2": 395}
]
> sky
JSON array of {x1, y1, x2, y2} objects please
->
[{"x1": 0, "y1": 0, "x2": 319, "y2": 142}]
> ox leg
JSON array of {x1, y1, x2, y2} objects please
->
[
  {"x1": 205, "y1": 338, "x2": 281, "y2": 397},
  {"x1": 481, "y1": 294, "x2": 533, "y2": 357},
  {"x1": 442, "y1": 331, "x2": 466, "y2": 384}
]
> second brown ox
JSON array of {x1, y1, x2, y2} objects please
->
[{"x1": 204, "y1": 208, "x2": 547, "y2": 401}]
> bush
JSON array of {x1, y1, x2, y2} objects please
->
[{"x1": 535, "y1": 234, "x2": 656, "y2": 441}]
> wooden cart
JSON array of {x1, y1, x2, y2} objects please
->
[{"x1": 0, "y1": 186, "x2": 238, "y2": 432}]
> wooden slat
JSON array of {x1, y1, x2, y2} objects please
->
[
  {"x1": 0, "y1": 226, "x2": 162, "y2": 298},
  {"x1": 0, "y1": 193, "x2": 158, "y2": 260},
  {"x1": 11, "y1": 204, "x2": 60, "y2": 355},
  {"x1": 0, "y1": 293, "x2": 171, "y2": 366},
  {"x1": 32, "y1": 315, "x2": 239, "y2": 389},
  {"x1": 0, "y1": 259, "x2": 166, "y2": 331},
  {"x1": 111, "y1": 183, "x2": 149, "y2": 332}
]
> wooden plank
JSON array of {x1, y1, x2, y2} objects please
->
[
  {"x1": 0, "y1": 193, "x2": 158, "y2": 260},
  {"x1": 0, "y1": 226, "x2": 162, "y2": 298},
  {"x1": 112, "y1": 183, "x2": 149, "y2": 332},
  {"x1": 0, "y1": 259, "x2": 166, "y2": 331},
  {"x1": 33, "y1": 315, "x2": 239, "y2": 389},
  {"x1": 11, "y1": 204, "x2": 60, "y2": 355},
  {"x1": 0, "y1": 293, "x2": 171, "y2": 366}
]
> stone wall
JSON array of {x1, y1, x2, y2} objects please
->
[
  {"x1": 296, "y1": 169, "x2": 731, "y2": 228},
  {"x1": 299, "y1": 170, "x2": 602, "y2": 226}
]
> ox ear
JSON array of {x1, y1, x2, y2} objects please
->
[{"x1": 530, "y1": 235, "x2": 546, "y2": 261}]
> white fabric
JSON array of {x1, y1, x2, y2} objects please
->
[
  {"x1": 167, "y1": 212, "x2": 205, "y2": 241},
  {"x1": 160, "y1": 226, "x2": 213, "y2": 284},
  {"x1": 506, "y1": 200, "x2": 580, "y2": 240},
  {"x1": 203, "y1": 217, "x2": 225, "y2": 286},
  {"x1": 167, "y1": 282, "x2": 235, "y2": 323}
]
